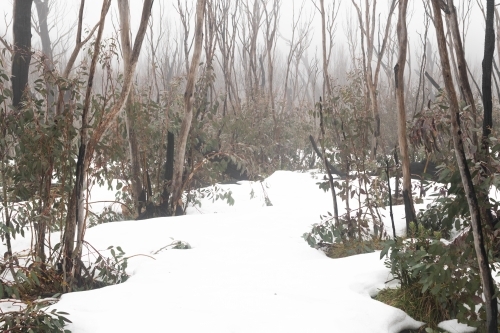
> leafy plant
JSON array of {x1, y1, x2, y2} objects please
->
[
  {"x1": 380, "y1": 223, "x2": 488, "y2": 328},
  {"x1": 92, "y1": 246, "x2": 129, "y2": 285},
  {"x1": 303, "y1": 211, "x2": 377, "y2": 257},
  {"x1": 0, "y1": 300, "x2": 71, "y2": 333},
  {"x1": 187, "y1": 185, "x2": 235, "y2": 208}
]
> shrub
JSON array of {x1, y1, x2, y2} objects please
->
[
  {"x1": 380, "y1": 223, "x2": 487, "y2": 329},
  {"x1": 303, "y1": 212, "x2": 381, "y2": 258}
]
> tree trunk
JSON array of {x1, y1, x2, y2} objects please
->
[
  {"x1": 395, "y1": 0, "x2": 416, "y2": 232},
  {"x1": 170, "y1": 0, "x2": 206, "y2": 215},
  {"x1": 118, "y1": 0, "x2": 143, "y2": 217},
  {"x1": 67, "y1": 0, "x2": 111, "y2": 286},
  {"x1": 431, "y1": 1, "x2": 498, "y2": 331},
  {"x1": 12, "y1": 0, "x2": 33, "y2": 108},
  {"x1": 483, "y1": 0, "x2": 495, "y2": 151},
  {"x1": 443, "y1": 0, "x2": 494, "y2": 229}
]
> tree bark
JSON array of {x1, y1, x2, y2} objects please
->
[
  {"x1": 12, "y1": 0, "x2": 33, "y2": 108},
  {"x1": 395, "y1": 0, "x2": 416, "y2": 232},
  {"x1": 171, "y1": 0, "x2": 206, "y2": 215},
  {"x1": 118, "y1": 0, "x2": 143, "y2": 217},
  {"x1": 431, "y1": 1, "x2": 498, "y2": 331},
  {"x1": 319, "y1": 0, "x2": 331, "y2": 97},
  {"x1": 483, "y1": 0, "x2": 495, "y2": 146}
]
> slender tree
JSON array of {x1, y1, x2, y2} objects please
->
[
  {"x1": 118, "y1": 0, "x2": 143, "y2": 217},
  {"x1": 431, "y1": 1, "x2": 498, "y2": 331},
  {"x1": 395, "y1": 0, "x2": 416, "y2": 231},
  {"x1": 171, "y1": 0, "x2": 207, "y2": 215}
]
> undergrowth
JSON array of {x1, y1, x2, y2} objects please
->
[
  {"x1": 375, "y1": 285, "x2": 448, "y2": 333},
  {"x1": 324, "y1": 237, "x2": 384, "y2": 258},
  {"x1": 379, "y1": 222, "x2": 490, "y2": 331}
]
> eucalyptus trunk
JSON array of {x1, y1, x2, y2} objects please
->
[
  {"x1": 170, "y1": 0, "x2": 206, "y2": 215},
  {"x1": 395, "y1": 0, "x2": 416, "y2": 232}
]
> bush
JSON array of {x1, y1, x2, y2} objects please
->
[{"x1": 380, "y1": 223, "x2": 487, "y2": 329}]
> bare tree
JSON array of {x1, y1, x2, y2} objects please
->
[
  {"x1": 351, "y1": 0, "x2": 397, "y2": 158},
  {"x1": 175, "y1": 0, "x2": 194, "y2": 75},
  {"x1": 262, "y1": 0, "x2": 279, "y2": 117},
  {"x1": 215, "y1": 0, "x2": 241, "y2": 116},
  {"x1": 312, "y1": 0, "x2": 339, "y2": 97}
]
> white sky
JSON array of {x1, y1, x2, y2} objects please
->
[{"x1": 0, "y1": 1, "x2": 489, "y2": 77}]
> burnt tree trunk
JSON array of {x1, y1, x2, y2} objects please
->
[{"x1": 12, "y1": 0, "x2": 33, "y2": 108}]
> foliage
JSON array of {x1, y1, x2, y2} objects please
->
[
  {"x1": 303, "y1": 211, "x2": 378, "y2": 255},
  {"x1": 187, "y1": 185, "x2": 235, "y2": 209},
  {"x1": 0, "y1": 300, "x2": 71, "y2": 333},
  {"x1": 91, "y1": 246, "x2": 129, "y2": 286},
  {"x1": 87, "y1": 206, "x2": 125, "y2": 228},
  {"x1": 380, "y1": 223, "x2": 489, "y2": 328}
]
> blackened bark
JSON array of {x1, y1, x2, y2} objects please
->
[
  {"x1": 138, "y1": 131, "x2": 175, "y2": 220},
  {"x1": 318, "y1": 98, "x2": 339, "y2": 225},
  {"x1": 385, "y1": 160, "x2": 396, "y2": 239},
  {"x1": 483, "y1": 0, "x2": 495, "y2": 140},
  {"x1": 424, "y1": 71, "x2": 441, "y2": 91},
  {"x1": 161, "y1": 131, "x2": 175, "y2": 213},
  {"x1": 12, "y1": 0, "x2": 33, "y2": 108},
  {"x1": 308, "y1": 135, "x2": 346, "y2": 177}
]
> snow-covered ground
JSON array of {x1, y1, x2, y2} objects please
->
[{"x1": 1, "y1": 170, "x2": 478, "y2": 332}]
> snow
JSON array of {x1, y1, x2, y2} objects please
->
[
  {"x1": 1, "y1": 170, "x2": 478, "y2": 332},
  {"x1": 438, "y1": 320, "x2": 477, "y2": 333}
]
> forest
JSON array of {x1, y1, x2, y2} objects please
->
[{"x1": 1, "y1": 0, "x2": 500, "y2": 332}]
